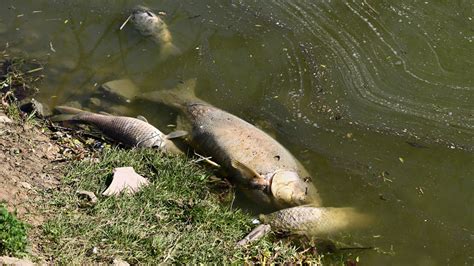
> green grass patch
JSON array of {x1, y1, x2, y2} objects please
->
[
  {"x1": 0, "y1": 205, "x2": 29, "y2": 257},
  {"x1": 41, "y1": 147, "x2": 324, "y2": 264}
]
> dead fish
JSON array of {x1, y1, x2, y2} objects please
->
[
  {"x1": 51, "y1": 106, "x2": 186, "y2": 154},
  {"x1": 139, "y1": 79, "x2": 321, "y2": 208},
  {"x1": 237, "y1": 205, "x2": 371, "y2": 245},
  {"x1": 260, "y1": 205, "x2": 370, "y2": 236},
  {"x1": 129, "y1": 5, "x2": 181, "y2": 58}
]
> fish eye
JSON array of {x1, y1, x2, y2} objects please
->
[{"x1": 145, "y1": 11, "x2": 154, "y2": 17}]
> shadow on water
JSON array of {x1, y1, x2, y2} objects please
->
[{"x1": 1, "y1": 0, "x2": 472, "y2": 264}]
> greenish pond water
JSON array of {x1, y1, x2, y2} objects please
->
[{"x1": 1, "y1": 0, "x2": 473, "y2": 264}]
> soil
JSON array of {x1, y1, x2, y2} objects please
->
[{"x1": 0, "y1": 112, "x2": 65, "y2": 227}]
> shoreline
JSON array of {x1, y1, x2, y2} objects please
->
[{"x1": 0, "y1": 55, "x2": 352, "y2": 264}]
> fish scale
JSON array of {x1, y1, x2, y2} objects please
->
[
  {"x1": 52, "y1": 106, "x2": 185, "y2": 154},
  {"x1": 76, "y1": 113, "x2": 165, "y2": 148}
]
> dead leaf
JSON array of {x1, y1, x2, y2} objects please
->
[
  {"x1": 102, "y1": 167, "x2": 149, "y2": 196},
  {"x1": 76, "y1": 190, "x2": 98, "y2": 204}
]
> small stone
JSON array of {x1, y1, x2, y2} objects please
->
[
  {"x1": 19, "y1": 182, "x2": 32, "y2": 190},
  {"x1": 88, "y1": 247, "x2": 99, "y2": 255},
  {"x1": 20, "y1": 98, "x2": 50, "y2": 117},
  {"x1": 112, "y1": 258, "x2": 130, "y2": 266},
  {"x1": 76, "y1": 190, "x2": 98, "y2": 204},
  {"x1": 0, "y1": 256, "x2": 35, "y2": 266},
  {"x1": 0, "y1": 115, "x2": 12, "y2": 124}
]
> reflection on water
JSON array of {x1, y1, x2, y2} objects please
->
[{"x1": 1, "y1": 0, "x2": 472, "y2": 264}]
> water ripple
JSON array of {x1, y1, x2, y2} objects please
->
[{"x1": 232, "y1": 0, "x2": 473, "y2": 149}]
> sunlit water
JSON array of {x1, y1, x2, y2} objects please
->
[{"x1": 1, "y1": 0, "x2": 473, "y2": 264}]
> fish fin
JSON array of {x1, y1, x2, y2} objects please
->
[
  {"x1": 231, "y1": 159, "x2": 264, "y2": 180},
  {"x1": 160, "y1": 42, "x2": 181, "y2": 59},
  {"x1": 175, "y1": 114, "x2": 192, "y2": 132},
  {"x1": 99, "y1": 111, "x2": 112, "y2": 116},
  {"x1": 136, "y1": 115, "x2": 148, "y2": 123},
  {"x1": 166, "y1": 130, "x2": 188, "y2": 139},
  {"x1": 136, "y1": 78, "x2": 199, "y2": 109}
]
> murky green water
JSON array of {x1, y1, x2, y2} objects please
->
[{"x1": 1, "y1": 0, "x2": 473, "y2": 264}]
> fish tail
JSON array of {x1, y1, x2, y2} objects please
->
[
  {"x1": 263, "y1": 206, "x2": 372, "y2": 236},
  {"x1": 327, "y1": 207, "x2": 373, "y2": 230},
  {"x1": 313, "y1": 207, "x2": 372, "y2": 235},
  {"x1": 137, "y1": 78, "x2": 200, "y2": 110},
  {"x1": 301, "y1": 207, "x2": 372, "y2": 234},
  {"x1": 160, "y1": 42, "x2": 181, "y2": 59}
]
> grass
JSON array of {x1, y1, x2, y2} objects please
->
[
  {"x1": 1, "y1": 55, "x2": 44, "y2": 124},
  {"x1": 39, "y1": 147, "x2": 325, "y2": 264},
  {"x1": 0, "y1": 57, "x2": 43, "y2": 102},
  {"x1": 0, "y1": 205, "x2": 29, "y2": 257}
]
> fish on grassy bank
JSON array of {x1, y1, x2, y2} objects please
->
[
  {"x1": 138, "y1": 79, "x2": 321, "y2": 208},
  {"x1": 51, "y1": 106, "x2": 187, "y2": 154},
  {"x1": 128, "y1": 5, "x2": 181, "y2": 59}
]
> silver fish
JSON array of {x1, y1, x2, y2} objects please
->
[
  {"x1": 139, "y1": 79, "x2": 321, "y2": 208},
  {"x1": 52, "y1": 106, "x2": 186, "y2": 154},
  {"x1": 129, "y1": 5, "x2": 180, "y2": 58}
]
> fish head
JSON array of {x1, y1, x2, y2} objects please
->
[
  {"x1": 130, "y1": 5, "x2": 165, "y2": 36},
  {"x1": 270, "y1": 170, "x2": 318, "y2": 207}
]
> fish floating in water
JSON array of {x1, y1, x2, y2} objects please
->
[
  {"x1": 138, "y1": 79, "x2": 371, "y2": 243},
  {"x1": 128, "y1": 5, "x2": 181, "y2": 58},
  {"x1": 51, "y1": 106, "x2": 186, "y2": 154},
  {"x1": 259, "y1": 205, "x2": 370, "y2": 236},
  {"x1": 139, "y1": 79, "x2": 321, "y2": 208},
  {"x1": 237, "y1": 205, "x2": 370, "y2": 245}
]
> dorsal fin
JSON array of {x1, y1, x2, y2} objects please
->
[
  {"x1": 136, "y1": 78, "x2": 199, "y2": 109},
  {"x1": 136, "y1": 115, "x2": 148, "y2": 123}
]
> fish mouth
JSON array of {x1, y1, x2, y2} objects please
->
[
  {"x1": 269, "y1": 170, "x2": 310, "y2": 206},
  {"x1": 131, "y1": 5, "x2": 158, "y2": 19},
  {"x1": 132, "y1": 5, "x2": 153, "y2": 14},
  {"x1": 248, "y1": 173, "x2": 273, "y2": 194}
]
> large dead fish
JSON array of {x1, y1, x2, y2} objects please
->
[
  {"x1": 51, "y1": 106, "x2": 186, "y2": 154},
  {"x1": 237, "y1": 205, "x2": 371, "y2": 245},
  {"x1": 139, "y1": 79, "x2": 322, "y2": 208},
  {"x1": 128, "y1": 5, "x2": 181, "y2": 58}
]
